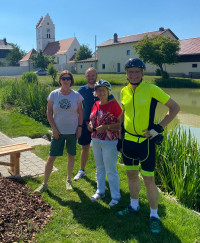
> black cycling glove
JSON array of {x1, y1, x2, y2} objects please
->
[{"x1": 149, "y1": 124, "x2": 164, "y2": 145}]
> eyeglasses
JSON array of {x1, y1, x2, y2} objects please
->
[
  {"x1": 61, "y1": 77, "x2": 71, "y2": 81},
  {"x1": 127, "y1": 70, "x2": 142, "y2": 74}
]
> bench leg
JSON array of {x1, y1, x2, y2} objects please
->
[{"x1": 8, "y1": 152, "x2": 20, "y2": 175}]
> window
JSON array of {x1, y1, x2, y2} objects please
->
[
  {"x1": 192, "y1": 64, "x2": 197, "y2": 68},
  {"x1": 80, "y1": 65, "x2": 82, "y2": 69},
  {"x1": 91, "y1": 64, "x2": 93, "y2": 67},
  {"x1": 127, "y1": 50, "x2": 130, "y2": 55},
  {"x1": 47, "y1": 22, "x2": 49, "y2": 25},
  {"x1": 102, "y1": 64, "x2": 105, "y2": 69},
  {"x1": 74, "y1": 48, "x2": 77, "y2": 52},
  {"x1": 57, "y1": 57, "x2": 59, "y2": 63}
]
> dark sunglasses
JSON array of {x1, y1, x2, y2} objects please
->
[{"x1": 61, "y1": 77, "x2": 71, "y2": 81}]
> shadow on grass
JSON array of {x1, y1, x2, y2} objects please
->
[{"x1": 46, "y1": 178, "x2": 182, "y2": 243}]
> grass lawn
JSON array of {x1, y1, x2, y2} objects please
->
[
  {"x1": 22, "y1": 144, "x2": 200, "y2": 243},
  {"x1": 0, "y1": 109, "x2": 50, "y2": 138}
]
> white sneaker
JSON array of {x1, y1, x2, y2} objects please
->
[
  {"x1": 66, "y1": 180, "x2": 73, "y2": 190},
  {"x1": 109, "y1": 199, "x2": 120, "y2": 207},
  {"x1": 74, "y1": 170, "x2": 86, "y2": 181},
  {"x1": 91, "y1": 193, "x2": 105, "y2": 202},
  {"x1": 34, "y1": 184, "x2": 48, "y2": 193}
]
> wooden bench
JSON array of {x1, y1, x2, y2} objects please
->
[{"x1": 0, "y1": 143, "x2": 34, "y2": 176}]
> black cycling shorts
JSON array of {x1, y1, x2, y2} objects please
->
[
  {"x1": 122, "y1": 138, "x2": 155, "y2": 176},
  {"x1": 78, "y1": 122, "x2": 92, "y2": 146}
]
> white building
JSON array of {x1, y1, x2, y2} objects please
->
[
  {"x1": 20, "y1": 14, "x2": 80, "y2": 72},
  {"x1": 76, "y1": 28, "x2": 200, "y2": 77}
]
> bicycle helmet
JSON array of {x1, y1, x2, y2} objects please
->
[
  {"x1": 94, "y1": 79, "x2": 111, "y2": 91},
  {"x1": 125, "y1": 58, "x2": 146, "y2": 71}
]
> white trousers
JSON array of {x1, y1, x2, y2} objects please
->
[{"x1": 91, "y1": 138, "x2": 121, "y2": 200}]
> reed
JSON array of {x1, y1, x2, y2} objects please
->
[
  {"x1": 155, "y1": 126, "x2": 200, "y2": 211},
  {"x1": 2, "y1": 80, "x2": 50, "y2": 125}
]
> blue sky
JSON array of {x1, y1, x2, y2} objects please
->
[{"x1": 1, "y1": 0, "x2": 200, "y2": 53}]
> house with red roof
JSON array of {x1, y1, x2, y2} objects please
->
[
  {"x1": 76, "y1": 28, "x2": 200, "y2": 77},
  {"x1": 167, "y1": 37, "x2": 200, "y2": 77},
  {"x1": 20, "y1": 14, "x2": 80, "y2": 72}
]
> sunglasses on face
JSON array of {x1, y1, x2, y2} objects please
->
[{"x1": 61, "y1": 77, "x2": 72, "y2": 81}]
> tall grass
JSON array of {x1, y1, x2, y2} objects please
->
[
  {"x1": 2, "y1": 80, "x2": 51, "y2": 125},
  {"x1": 155, "y1": 126, "x2": 200, "y2": 211}
]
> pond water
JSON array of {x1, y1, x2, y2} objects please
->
[{"x1": 111, "y1": 87, "x2": 200, "y2": 144}]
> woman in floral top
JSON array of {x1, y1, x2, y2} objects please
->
[{"x1": 88, "y1": 80, "x2": 122, "y2": 207}]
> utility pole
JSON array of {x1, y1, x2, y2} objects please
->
[{"x1": 95, "y1": 35, "x2": 97, "y2": 69}]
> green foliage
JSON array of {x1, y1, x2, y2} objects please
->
[
  {"x1": 162, "y1": 71, "x2": 169, "y2": 79},
  {"x1": 2, "y1": 80, "x2": 51, "y2": 125},
  {"x1": 156, "y1": 126, "x2": 200, "y2": 211},
  {"x1": 6, "y1": 43, "x2": 26, "y2": 66},
  {"x1": 74, "y1": 44, "x2": 92, "y2": 61},
  {"x1": 155, "y1": 69, "x2": 161, "y2": 76},
  {"x1": 31, "y1": 50, "x2": 56, "y2": 69},
  {"x1": 0, "y1": 61, "x2": 6, "y2": 67},
  {"x1": 135, "y1": 35, "x2": 180, "y2": 75},
  {"x1": 21, "y1": 72, "x2": 38, "y2": 84},
  {"x1": 47, "y1": 63, "x2": 58, "y2": 86},
  {"x1": 155, "y1": 77, "x2": 200, "y2": 88}
]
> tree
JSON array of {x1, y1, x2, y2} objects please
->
[
  {"x1": 74, "y1": 44, "x2": 92, "y2": 61},
  {"x1": 135, "y1": 35, "x2": 180, "y2": 76},
  {"x1": 31, "y1": 50, "x2": 56, "y2": 69},
  {"x1": 47, "y1": 63, "x2": 58, "y2": 86},
  {"x1": 0, "y1": 61, "x2": 6, "y2": 67},
  {"x1": 6, "y1": 44, "x2": 26, "y2": 66}
]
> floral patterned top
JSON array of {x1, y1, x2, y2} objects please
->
[{"x1": 90, "y1": 100, "x2": 122, "y2": 141}]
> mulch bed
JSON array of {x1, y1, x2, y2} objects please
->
[{"x1": 0, "y1": 177, "x2": 53, "y2": 243}]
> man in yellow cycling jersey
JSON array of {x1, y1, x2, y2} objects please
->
[{"x1": 116, "y1": 58, "x2": 180, "y2": 234}]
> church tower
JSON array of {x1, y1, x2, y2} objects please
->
[{"x1": 36, "y1": 13, "x2": 55, "y2": 51}]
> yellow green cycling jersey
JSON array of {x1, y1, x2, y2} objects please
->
[{"x1": 121, "y1": 82, "x2": 170, "y2": 143}]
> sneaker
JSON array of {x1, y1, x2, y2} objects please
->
[
  {"x1": 74, "y1": 170, "x2": 86, "y2": 181},
  {"x1": 66, "y1": 180, "x2": 73, "y2": 190},
  {"x1": 116, "y1": 205, "x2": 140, "y2": 216},
  {"x1": 109, "y1": 199, "x2": 120, "y2": 207},
  {"x1": 91, "y1": 193, "x2": 105, "y2": 202},
  {"x1": 34, "y1": 184, "x2": 48, "y2": 193},
  {"x1": 150, "y1": 217, "x2": 161, "y2": 235}
]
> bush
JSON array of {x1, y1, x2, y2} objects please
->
[
  {"x1": 155, "y1": 69, "x2": 161, "y2": 76},
  {"x1": 162, "y1": 71, "x2": 169, "y2": 79},
  {"x1": 47, "y1": 63, "x2": 58, "y2": 86},
  {"x1": 155, "y1": 77, "x2": 200, "y2": 88},
  {"x1": 21, "y1": 72, "x2": 38, "y2": 84}
]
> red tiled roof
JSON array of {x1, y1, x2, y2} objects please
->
[
  {"x1": 179, "y1": 37, "x2": 200, "y2": 55},
  {"x1": 36, "y1": 17, "x2": 44, "y2": 29},
  {"x1": 98, "y1": 28, "x2": 178, "y2": 47},
  {"x1": 43, "y1": 38, "x2": 76, "y2": 55},
  {"x1": 19, "y1": 48, "x2": 37, "y2": 62}
]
